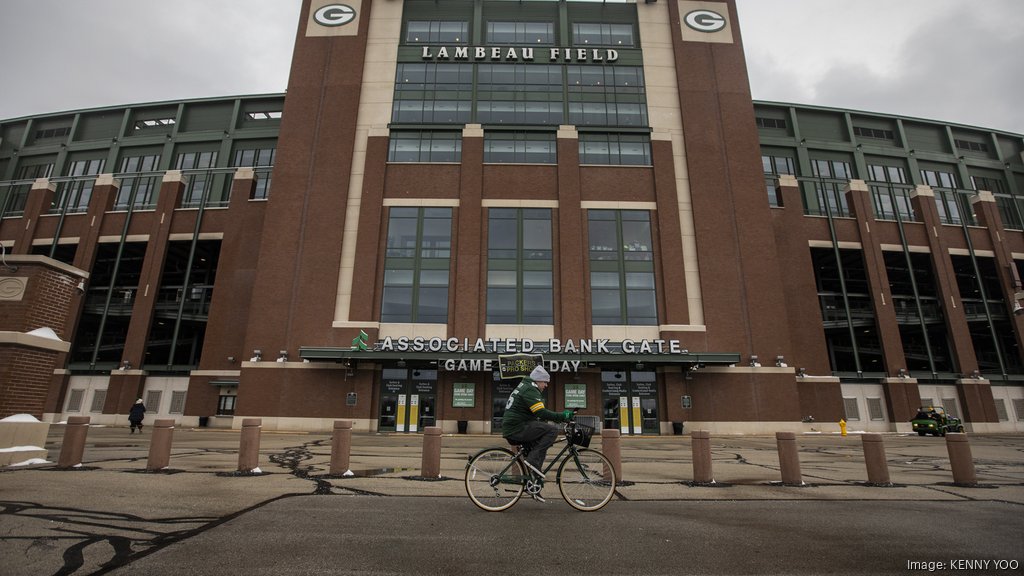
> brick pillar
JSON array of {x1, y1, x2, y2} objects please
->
[
  {"x1": 556, "y1": 125, "x2": 586, "y2": 337},
  {"x1": 13, "y1": 179, "x2": 56, "y2": 254},
  {"x1": 453, "y1": 125, "x2": 484, "y2": 338}
]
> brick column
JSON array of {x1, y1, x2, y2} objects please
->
[
  {"x1": 13, "y1": 179, "x2": 56, "y2": 254},
  {"x1": 971, "y1": 191, "x2": 1024, "y2": 368},
  {"x1": 556, "y1": 125, "x2": 586, "y2": 337},
  {"x1": 453, "y1": 124, "x2": 484, "y2": 338}
]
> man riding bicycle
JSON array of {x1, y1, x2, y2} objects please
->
[{"x1": 501, "y1": 365, "x2": 573, "y2": 500}]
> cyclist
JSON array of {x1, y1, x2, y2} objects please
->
[{"x1": 502, "y1": 365, "x2": 573, "y2": 501}]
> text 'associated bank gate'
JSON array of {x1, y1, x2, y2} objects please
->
[
  {"x1": 379, "y1": 368, "x2": 437, "y2": 432},
  {"x1": 602, "y1": 370, "x2": 658, "y2": 435}
]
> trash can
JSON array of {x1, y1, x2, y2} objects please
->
[
  {"x1": 198, "y1": 416, "x2": 209, "y2": 428},
  {"x1": 672, "y1": 422, "x2": 684, "y2": 435},
  {"x1": 457, "y1": 420, "x2": 468, "y2": 434}
]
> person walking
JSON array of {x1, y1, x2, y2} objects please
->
[{"x1": 128, "y1": 399, "x2": 146, "y2": 434}]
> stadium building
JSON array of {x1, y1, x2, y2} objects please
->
[{"x1": 1, "y1": 0, "x2": 1022, "y2": 435}]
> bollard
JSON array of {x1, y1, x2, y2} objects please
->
[
  {"x1": 691, "y1": 430, "x2": 714, "y2": 484},
  {"x1": 775, "y1": 431, "x2": 803, "y2": 485},
  {"x1": 945, "y1": 433, "x2": 977, "y2": 486},
  {"x1": 57, "y1": 416, "x2": 91, "y2": 469},
  {"x1": 146, "y1": 419, "x2": 176, "y2": 471},
  {"x1": 237, "y1": 418, "x2": 262, "y2": 472},
  {"x1": 600, "y1": 428, "x2": 622, "y2": 482},
  {"x1": 330, "y1": 420, "x2": 354, "y2": 476},
  {"x1": 420, "y1": 426, "x2": 443, "y2": 478},
  {"x1": 861, "y1": 433, "x2": 891, "y2": 485}
]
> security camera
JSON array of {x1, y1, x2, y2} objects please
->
[{"x1": 75, "y1": 281, "x2": 86, "y2": 293}]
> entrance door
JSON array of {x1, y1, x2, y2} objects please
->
[
  {"x1": 601, "y1": 370, "x2": 659, "y2": 435},
  {"x1": 378, "y1": 368, "x2": 437, "y2": 433}
]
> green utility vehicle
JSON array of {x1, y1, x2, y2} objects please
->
[{"x1": 911, "y1": 406, "x2": 964, "y2": 436}]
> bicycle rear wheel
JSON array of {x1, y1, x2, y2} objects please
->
[
  {"x1": 557, "y1": 448, "x2": 616, "y2": 511},
  {"x1": 465, "y1": 448, "x2": 526, "y2": 512}
]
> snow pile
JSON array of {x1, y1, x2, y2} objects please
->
[{"x1": 0, "y1": 414, "x2": 41, "y2": 423}]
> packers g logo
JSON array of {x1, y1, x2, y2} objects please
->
[
  {"x1": 313, "y1": 4, "x2": 356, "y2": 27},
  {"x1": 684, "y1": 9, "x2": 727, "y2": 33}
]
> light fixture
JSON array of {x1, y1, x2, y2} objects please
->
[
  {"x1": 277, "y1": 350, "x2": 288, "y2": 362},
  {"x1": 251, "y1": 349, "x2": 262, "y2": 362},
  {"x1": 797, "y1": 367, "x2": 807, "y2": 377},
  {"x1": 897, "y1": 368, "x2": 908, "y2": 378},
  {"x1": 397, "y1": 359, "x2": 406, "y2": 368},
  {"x1": 120, "y1": 361, "x2": 131, "y2": 371},
  {"x1": 775, "y1": 356, "x2": 787, "y2": 368},
  {"x1": 635, "y1": 362, "x2": 645, "y2": 371},
  {"x1": 227, "y1": 356, "x2": 236, "y2": 364},
  {"x1": 749, "y1": 355, "x2": 761, "y2": 368},
  {"x1": 971, "y1": 369, "x2": 981, "y2": 379}
]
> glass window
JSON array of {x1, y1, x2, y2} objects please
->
[
  {"x1": 484, "y1": 132, "x2": 556, "y2": 164},
  {"x1": 806, "y1": 158, "x2": 853, "y2": 217},
  {"x1": 487, "y1": 208, "x2": 553, "y2": 324},
  {"x1": 567, "y1": 66, "x2": 647, "y2": 127},
  {"x1": 115, "y1": 154, "x2": 161, "y2": 210},
  {"x1": 232, "y1": 146, "x2": 276, "y2": 200},
  {"x1": 580, "y1": 133, "x2": 651, "y2": 166},
  {"x1": 393, "y1": 63, "x2": 473, "y2": 124},
  {"x1": 588, "y1": 210, "x2": 657, "y2": 325},
  {"x1": 406, "y1": 20, "x2": 468, "y2": 44},
  {"x1": 867, "y1": 162, "x2": 914, "y2": 222},
  {"x1": 382, "y1": 208, "x2": 452, "y2": 323},
  {"x1": 487, "y1": 21, "x2": 554, "y2": 45},
  {"x1": 388, "y1": 131, "x2": 462, "y2": 163},
  {"x1": 762, "y1": 153, "x2": 795, "y2": 207},
  {"x1": 573, "y1": 23, "x2": 635, "y2": 47}
]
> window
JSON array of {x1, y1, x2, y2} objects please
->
[
  {"x1": 115, "y1": 154, "x2": 161, "y2": 210},
  {"x1": 484, "y1": 132, "x2": 556, "y2": 163},
  {"x1": 762, "y1": 154, "x2": 795, "y2": 207},
  {"x1": 971, "y1": 174, "x2": 1021, "y2": 230},
  {"x1": 952, "y1": 255, "x2": 1022, "y2": 375},
  {"x1": 52, "y1": 158, "x2": 105, "y2": 214},
  {"x1": 580, "y1": 133, "x2": 651, "y2": 165},
  {"x1": 955, "y1": 139, "x2": 989, "y2": 153},
  {"x1": 487, "y1": 21, "x2": 554, "y2": 45},
  {"x1": 812, "y1": 247, "x2": 882, "y2": 376},
  {"x1": 567, "y1": 66, "x2": 647, "y2": 127},
  {"x1": 169, "y1": 391, "x2": 187, "y2": 414},
  {"x1": 381, "y1": 208, "x2": 452, "y2": 323},
  {"x1": 134, "y1": 117, "x2": 176, "y2": 130},
  {"x1": 922, "y1": 168, "x2": 972, "y2": 225},
  {"x1": 175, "y1": 151, "x2": 219, "y2": 207},
  {"x1": 867, "y1": 398, "x2": 885, "y2": 420},
  {"x1": 477, "y1": 64, "x2": 563, "y2": 125},
  {"x1": 1014, "y1": 399, "x2": 1024, "y2": 421},
  {"x1": 90, "y1": 390, "x2": 108, "y2": 413},
  {"x1": 942, "y1": 398, "x2": 959, "y2": 419},
  {"x1": 393, "y1": 63, "x2": 473, "y2": 124},
  {"x1": 843, "y1": 398, "x2": 860, "y2": 421},
  {"x1": 755, "y1": 117, "x2": 787, "y2": 130},
  {"x1": 867, "y1": 163, "x2": 914, "y2": 221},
  {"x1": 588, "y1": 210, "x2": 657, "y2": 325},
  {"x1": 853, "y1": 126, "x2": 895, "y2": 141},
  {"x1": 807, "y1": 158, "x2": 852, "y2": 217},
  {"x1": 573, "y1": 23, "x2": 634, "y2": 47},
  {"x1": 232, "y1": 146, "x2": 276, "y2": 200},
  {"x1": 218, "y1": 394, "x2": 237, "y2": 416},
  {"x1": 245, "y1": 111, "x2": 282, "y2": 120},
  {"x1": 35, "y1": 126, "x2": 71, "y2": 140},
  {"x1": 994, "y1": 399, "x2": 1008, "y2": 421},
  {"x1": 5, "y1": 162, "x2": 54, "y2": 215},
  {"x1": 67, "y1": 389, "x2": 85, "y2": 412},
  {"x1": 388, "y1": 131, "x2": 462, "y2": 163},
  {"x1": 487, "y1": 209, "x2": 553, "y2": 324},
  {"x1": 884, "y1": 251, "x2": 954, "y2": 374},
  {"x1": 405, "y1": 20, "x2": 468, "y2": 44},
  {"x1": 145, "y1": 390, "x2": 163, "y2": 414}
]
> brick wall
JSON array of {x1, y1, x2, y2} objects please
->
[{"x1": 0, "y1": 347, "x2": 60, "y2": 418}]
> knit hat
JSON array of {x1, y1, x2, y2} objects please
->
[
  {"x1": 529, "y1": 365, "x2": 550, "y2": 382},
  {"x1": 135, "y1": 399, "x2": 143, "y2": 404}
]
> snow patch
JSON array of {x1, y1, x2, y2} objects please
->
[{"x1": 0, "y1": 414, "x2": 42, "y2": 423}]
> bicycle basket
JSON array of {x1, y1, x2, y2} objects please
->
[{"x1": 568, "y1": 422, "x2": 595, "y2": 448}]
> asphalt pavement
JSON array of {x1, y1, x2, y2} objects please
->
[{"x1": 1, "y1": 425, "x2": 1022, "y2": 575}]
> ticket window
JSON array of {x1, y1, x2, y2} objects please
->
[
  {"x1": 378, "y1": 368, "x2": 437, "y2": 433},
  {"x1": 601, "y1": 370, "x2": 659, "y2": 435}
]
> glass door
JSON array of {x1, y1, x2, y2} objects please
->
[{"x1": 601, "y1": 370, "x2": 659, "y2": 435}]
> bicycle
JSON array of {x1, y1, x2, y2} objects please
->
[{"x1": 464, "y1": 418, "x2": 617, "y2": 512}]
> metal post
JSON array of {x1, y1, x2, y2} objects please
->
[
  {"x1": 57, "y1": 416, "x2": 91, "y2": 469},
  {"x1": 146, "y1": 419, "x2": 175, "y2": 471},
  {"x1": 330, "y1": 420, "x2": 354, "y2": 476}
]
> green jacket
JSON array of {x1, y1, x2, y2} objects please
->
[{"x1": 501, "y1": 377, "x2": 567, "y2": 438}]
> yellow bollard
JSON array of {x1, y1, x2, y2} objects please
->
[{"x1": 839, "y1": 419, "x2": 848, "y2": 436}]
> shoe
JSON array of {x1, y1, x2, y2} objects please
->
[{"x1": 530, "y1": 493, "x2": 547, "y2": 503}]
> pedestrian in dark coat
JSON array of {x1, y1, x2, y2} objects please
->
[{"x1": 129, "y1": 399, "x2": 146, "y2": 434}]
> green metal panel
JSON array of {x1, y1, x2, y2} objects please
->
[
  {"x1": 794, "y1": 109, "x2": 847, "y2": 143},
  {"x1": 903, "y1": 122, "x2": 949, "y2": 154},
  {"x1": 180, "y1": 102, "x2": 234, "y2": 133},
  {"x1": 76, "y1": 111, "x2": 123, "y2": 142}
]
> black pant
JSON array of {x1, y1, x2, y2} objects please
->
[{"x1": 507, "y1": 421, "x2": 558, "y2": 474}]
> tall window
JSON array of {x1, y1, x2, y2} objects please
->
[
  {"x1": 972, "y1": 173, "x2": 1021, "y2": 230},
  {"x1": 4, "y1": 161, "x2": 53, "y2": 216},
  {"x1": 115, "y1": 154, "x2": 161, "y2": 210},
  {"x1": 867, "y1": 163, "x2": 914, "y2": 221},
  {"x1": 762, "y1": 154, "x2": 795, "y2": 207},
  {"x1": 588, "y1": 210, "x2": 657, "y2": 325},
  {"x1": 580, "y1": 133, "x2": 650, "y2": 166},
  {"x1": 477, "y1": 64, "x2": 563, "y2": 125},
  {"x1": 381, "y1": 208, "x2": 452, "y2": 323},
  {"x1": 487, "y1": 21, "x2": 555, "y2": 45},
  {"x1": 487, "y1": 208, "x2": 553, "y2": 324},
  {"x1": 811, "y1": 247, "x2": 883, "y2": 376},
  {"x1": 484, "y1": 132, "x2": 556, "y2": 164},
  {"x1": 884, "y1": 251, "x2": 954, "y2": 374},
  {"x1": 806, "y1": 158, "x2": 853, "y2": 217},
  {"x1": 952, "y1": 255, "x2": 1022, "y2": 375},
  {"x1": 232, "y1": 146, "x2": 276, "y2": 200},
  {"x1": 175, "y1": 151, "x2": 219, "y2": 207},
  {"x1": 922, "y1": 168, "x2": 972, "y2": 225},
  {"x1": 53, "y1": 158, "x2": 104, "y2": 214}
]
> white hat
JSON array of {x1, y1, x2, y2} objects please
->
[{"x1": 529, "y1": 365, "x2": 550, "y2": 382}]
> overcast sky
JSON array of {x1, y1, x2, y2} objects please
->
[{"x1": 1, "y1": 0, "x2": 1022, "y2": 134}]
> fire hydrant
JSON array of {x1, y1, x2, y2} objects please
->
[{"x1": 839, "y1": 419, "x2": 848, "y2": 436}]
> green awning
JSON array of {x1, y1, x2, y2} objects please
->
[{"x1": 209, "y1": 380, "x2": 240, "y2": 387}]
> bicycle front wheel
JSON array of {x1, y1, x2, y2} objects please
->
[
  {"x1": 465, "y1": 448, "x2": 526, "y2": 512},
  {"x1": 557, "y1": 448, "x2": 616, "y2": 511}
]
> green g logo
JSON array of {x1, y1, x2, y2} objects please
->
[
  {"x1": 684, "y1": 9, "x2": 727, "y2": 33},
  {"x1": 313, "y1": 4, "x2": 356, "y2": 27}
]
